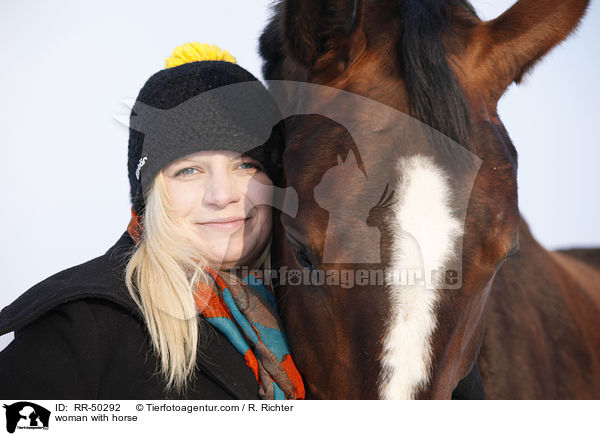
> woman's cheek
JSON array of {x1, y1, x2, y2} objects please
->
[
  {"x1": 245, "y1": 176, "x2": 275, "y2": 207},
  {"x1": 169, "y1": 182, "x2": 206, "y2": 221},
  {"x1": 255, "y1": 205, "x2": 273, "y2": 233}
]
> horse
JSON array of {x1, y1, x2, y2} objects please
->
[{"x1": 258, "y1": 0, "x2": 600, "y2": 399}]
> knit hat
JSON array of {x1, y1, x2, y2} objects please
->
[{"x1": 127, "y1": 43, "x2": 284, "y2": 214}]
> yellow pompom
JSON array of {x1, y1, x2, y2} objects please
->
[{"x1": 164, "y1": 42, "x2": 237, "y2": 69}]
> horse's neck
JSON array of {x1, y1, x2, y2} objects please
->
[{"x1": 478, "y1": 218, "x2": 600, "y2": 399}]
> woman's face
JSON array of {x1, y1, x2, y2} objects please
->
[{"x1": 162, "y1": 150, "x2": 273, "y2": 268}]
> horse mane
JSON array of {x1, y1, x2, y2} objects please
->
[
  {"x1": 399, "y1": 0, "x2": 476, "y2": 148},
  {"x1": 259, "y1": 5, "x2": 284, "y2": 83},
  {"x1": 259, "y1": 0, "x2": 478, "y2": 148}
]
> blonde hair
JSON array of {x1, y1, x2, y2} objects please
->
[{"x1": 125, "y1": 172, "x2": 271, "y2": 392}]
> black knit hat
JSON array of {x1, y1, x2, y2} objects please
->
[{"x1": 127, "y1": 45, "x2": 284, "y2": 214}]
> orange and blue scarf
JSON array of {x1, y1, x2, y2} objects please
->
[
  {"x1": 195, "y1": 268, "x2": 304, "y2": 399},
  {"x1": 128, "y1": 212, "x2": 304, "y2": 400}
]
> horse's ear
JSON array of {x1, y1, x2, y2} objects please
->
[
  {"x1": 281, "y1": 0, "x2": 363, "y2": 71},
  {"x1": 474, "y1": 0, "x2": 589, "y2": 100}
]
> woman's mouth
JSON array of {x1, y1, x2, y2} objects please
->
[{"x1": 199, "y1": 216, "x2": 252, "y2": 231}]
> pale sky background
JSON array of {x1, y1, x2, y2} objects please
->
[{"x1": 0, "y1": 0, "x2": 598, "y2": 345}]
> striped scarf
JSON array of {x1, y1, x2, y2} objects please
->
[{"x1": 127, "y1": 212, "x2": 305, "y2": 400}]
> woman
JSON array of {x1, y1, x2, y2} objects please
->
[{"x1": 0, "y1": 43, "x2": 304, "y2": 400}]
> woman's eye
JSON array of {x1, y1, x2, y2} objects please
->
[
  {"x1": 176, "y1": 167, "x2": 198, "y2": 176},
  {"x1": 238, "y1": 162, "x2": 262, "y2": 171}
]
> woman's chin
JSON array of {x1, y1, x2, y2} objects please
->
[
  {"x1": 190, "y1": 226, "x2": 265, "y2": 268},
  {"x1": 202, "y1": 245, "x2": 246, "y2": 268}
]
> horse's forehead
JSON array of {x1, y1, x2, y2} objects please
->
[{"x1": 284, "y1": 122, "x2": 358, "y2": 179}]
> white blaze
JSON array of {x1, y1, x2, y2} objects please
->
[{"x1": 379, "y1": 155, "x2": 462, "y2": 399}]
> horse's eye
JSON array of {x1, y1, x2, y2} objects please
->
[
  {"x1": 292, "y1": 244, "x2": 314, "y2": 271},
  {"x1": 285, "y1": 233, "x2": 315, "y2": 271}
]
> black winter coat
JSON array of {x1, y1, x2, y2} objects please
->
[
  {"x1": 0, "y1": 232, "x2": 484, "y2": 400},
  {"x1": 0, "y1": 232, "x2": 260, "y2": 400}
]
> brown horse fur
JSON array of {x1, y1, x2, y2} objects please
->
[{"x1": 260, "y1": 0, "x2": 599, "y2": 399}]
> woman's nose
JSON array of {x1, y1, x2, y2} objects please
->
[{"x1": 203, "y1": 171, "x2": 242, "y2": 208}]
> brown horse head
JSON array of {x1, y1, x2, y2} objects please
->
[{"x1": 260, "y1": 0, "x2": 590, "y2": 399}]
